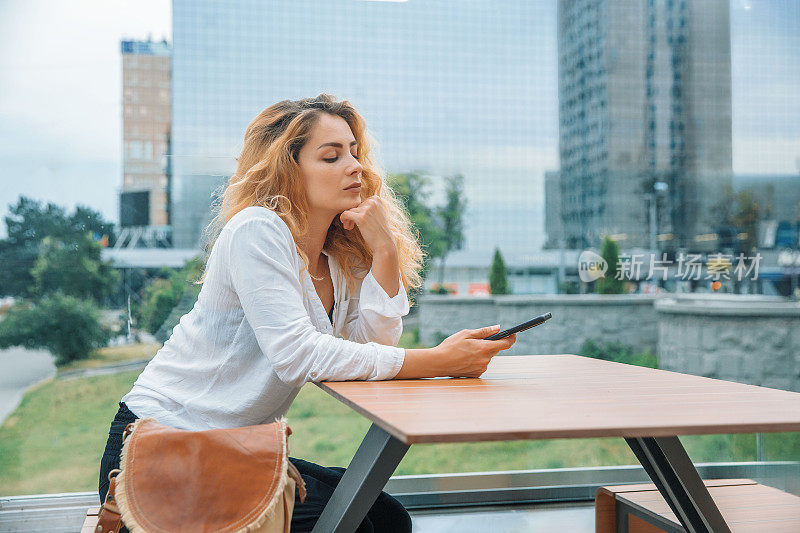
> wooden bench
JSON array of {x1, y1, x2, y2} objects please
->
[
  {"x1": 82, "y1": 506, "x2": 100, "y2": 532},
  {"x1": 596, "y1": 478, "x2": 800, "y2": 532}
]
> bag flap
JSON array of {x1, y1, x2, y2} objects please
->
[{"x1": 115, "y1": 417, "x2": 292, "y2": 533}]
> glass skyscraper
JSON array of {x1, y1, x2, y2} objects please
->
[
  {"x1": 554, "y1": 0, "x2": 733, "y2": 250},
  {"x1": 170, "y1": 0, "x2": 557, "y2": 252}
]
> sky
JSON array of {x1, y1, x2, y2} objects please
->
[
  {"x1": 730, "y1": 0, "x2": 800, "y2": 175},
  {"x1": 0, "y1": 0, "x2": 171, "y2": 237},
  {"x1": 0, "y1": 0, "x2": 797, "y2": 239}
]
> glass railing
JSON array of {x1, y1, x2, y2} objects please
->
[{"x1": 1, "y1": 2, "x2": 799, "y2": 532}]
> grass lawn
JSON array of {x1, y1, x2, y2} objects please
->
[
  {"x1": 0, "y1": 370, "x2": 143, "y2": 496},
  {"x1": 1, "y1": 330, "x2": 797, "y2": 496},
  {"x1": 56, "y1": 342, "x2": 162, "y2": 375}
]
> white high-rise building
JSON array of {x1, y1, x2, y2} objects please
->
[{"x1": 554, "y1": 0, "x2": 732, "y2": 250}]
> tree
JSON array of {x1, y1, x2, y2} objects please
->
[
  {"x1": 386, "y1": 172, "x2": 446, "y2": 280},
  {"x1": 733, "y1": 191, "x2": 760, "y2": 253},
  {"x1": 489, "y1": 248, "x2": 509, "y2": 295},
  {"x1": 710, "y1": 185, "x2": 762, "y2": 253},
  {"x1": 0, "y1": 293, "x2": 110, "y2": 365},
  {"x1": 435, "y1": 174, "x2": 467, "y2": 285},
  {"x1": 596, "y1": 236, "x2": 625, "y2": 294},
  {"x1": 4, "y1": 196, "x2": 115, "y2": 247},
  {"x1": 0, "y1": 239, "x2": 39, "y2": 298},
  {"x1": 5, "y1": 197, "x2": 73, "y2": 246},
  {"x1": 0, "y1": 196, "x2": 117, "y2": 298},
  {"x1": 69, "y1": 205, "x2": 116, "y2": 246},
  {"x1": 30, "y1": 234, "x2": 120, "y2": 304},
  {"x1": 138, "y1": 277, "x2": 184, "y2": 334},
  {"x1": 136, "y1": 257, "x2": 205, "y2": 334}
]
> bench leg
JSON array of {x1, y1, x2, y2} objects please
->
[
  {"x1": 616, "y1": 499, "x2": 686, "y2": 533},
  {"x1": 311, "y1": 423, "x2": 409, "y2": 533},
  {"x1": 625, "y1": 436, "x2": 731, "y2": 533}
]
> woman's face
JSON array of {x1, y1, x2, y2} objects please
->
[{"x1": 297, "y1": 113, "x2": 363, "y2": 217}]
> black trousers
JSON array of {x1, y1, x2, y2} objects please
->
[{"x1": 99, "y1": 402, "x2": 411, "y2": 533}]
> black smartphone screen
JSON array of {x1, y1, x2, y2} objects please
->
[{"x1": 484, "y1": 312, "x2": 552, "y2": 340}]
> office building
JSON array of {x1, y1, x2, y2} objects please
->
[
  {"x1": 170, "y1": 0, "x2": 555, "y2": 251},
  {"x1": 119, "y1": 38, "x2": 172, "y2": 248},
  {"x1": 555, "y1": 0, "x2": 732, "y2": 250}
]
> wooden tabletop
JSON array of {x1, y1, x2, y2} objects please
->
[{"x1": 316, "y1": 354, "x2": 800, "y2": 444}]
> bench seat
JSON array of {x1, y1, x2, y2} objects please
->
[
  {"x1": 82, "y1": 506, "x2": 100, "y2": 533},
  {"x1": 596, "y1": 478, "x2": 800, "y2": 532}
]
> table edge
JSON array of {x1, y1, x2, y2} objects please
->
[{"x1": 314, "y1": 382, "x2": 800, "y2": 445}]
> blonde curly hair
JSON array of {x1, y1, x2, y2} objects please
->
[{"x1": 200, "y1": 93, "x2": 425, "y2": 303}]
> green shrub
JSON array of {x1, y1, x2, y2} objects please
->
[
  {"x1": 558, "y1": 281, "x2": 580, "y2": 294},
  {"x1": 433, "y1": 331, "x2": 449, "y2": 345},
  {"x1": 136, "y1": 257, "x2": 205, "y2": 334},
  {"x1": 138, "y1": 278, "x2": 183, "y2": 333},
  {"x1": 579, "y1": 339, "x2": 658, "y2": 368},
  {"x1": 0, "y1": 293, "x2": 110, "y2": 365},
  {"x1": 489, "y1": 248, "x2": 509, "y2": 295},
  {"x1": 595, "y1": 236, "x2": 625, "y2": 294},
  {"x1": 430, "y1": 283, "x2": 452, "y2": 294},
  {"x1": 410, "y1": 327, "x2": 421, "y2": 345}
]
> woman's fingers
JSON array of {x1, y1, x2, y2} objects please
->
[
  {"x1": 437, "y1": 327, "x2": 517, "y2": 378},
  {"x1": 340, "y1": 200, "x2": 373, "y2": 230},
  {"x1": 468, "y1": 325, "x2": 501, "y2": 339},
  {"x1": 339, "y1": 209, "x2": 362, "y2": 230},
  {"x1": 484, "y1": 332, "x2": 516, "y2": 355},
  {"x1": 505, "y1": 333, "x2": 517, "y2": 348}
]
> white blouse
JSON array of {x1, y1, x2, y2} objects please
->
[{"x1": 121, "y1": 206, "x2": 410, "y2": 431}]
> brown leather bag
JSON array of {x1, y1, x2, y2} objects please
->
[{"x1": 96, "y1": 417, "x2": 306, "y2": 533}]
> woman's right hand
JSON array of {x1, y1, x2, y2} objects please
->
[{"x1": 434, "y1": 325, "x2": 516, "y2": 378}]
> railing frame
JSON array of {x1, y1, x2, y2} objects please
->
[{"x1": 2, "y1": 461, "x2": 797, "y2": 531}]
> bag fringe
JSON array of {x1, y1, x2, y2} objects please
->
[
  {"x1": 114, "y1": 416, "x2": 297, "y2": 533},
  {"x1": 238, "y1": 416, "x2": 293, "y2": 533},
  {"x1": 114, "y1": 417, "x2": 152, "y2": 533}
]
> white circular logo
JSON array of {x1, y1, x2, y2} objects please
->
[{"x1": 578, "y1": 250, "x2": 608, "y2": 282}]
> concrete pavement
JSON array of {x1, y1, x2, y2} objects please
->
[{"x1": 0, "y1": 347, "x2": 55, "y2": 426}]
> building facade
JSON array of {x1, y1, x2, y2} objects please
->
[
  {"x1": 555, "y1": 0, "x2": 732, "y2": 250},
  {"x1": 544, "y1": 170, "x2": 563, "y2": 248},
  {"x1": 170, "y1": 0, "x2": 556, "y2": 251},
  {"x1": 119, "y1": 39, "x2": 172, "y2": 248}
]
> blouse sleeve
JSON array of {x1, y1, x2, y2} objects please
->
[
  {"x1": 341, "y1": 268, "x2": 410, "y2": 347},
  {"x1": 225, "y1": 216, "x2": 405, "y2": 387}
]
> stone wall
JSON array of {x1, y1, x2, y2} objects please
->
[
  {"x1": 655, "y1": 296, "x2": 800, "y2": 392},
  {"x1": 415, "y1": 293, "x2": 800, "y2": 392},
  {"x1": 417, "y1": 295, "x2": 659, "y2": 356}
]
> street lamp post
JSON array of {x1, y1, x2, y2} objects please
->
[
  {"x1": 777, "y1": 249, "x2": 800, "y2": 300},
  {"x1": 647, "y1": 181, "x2": 669, "y2": 252}
]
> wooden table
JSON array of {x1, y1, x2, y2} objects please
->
[{"x1": 310, "y1": 354, "x2": 800, "y2": 533}]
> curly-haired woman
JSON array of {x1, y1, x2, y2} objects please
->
[{"x1": 98, "y1": 94, "x2": 516, "y2": 532}]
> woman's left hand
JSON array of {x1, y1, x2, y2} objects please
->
[{"x1": 339, "y1": 195, "x2": 396, "y2": 255}]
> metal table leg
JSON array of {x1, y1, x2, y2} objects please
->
[
  {"x1": 311, "y1": 423, "x2": 409, "y2": 533},
  {"x1": 616, "y1": 499, "x2": 685, "y2": 533},
  {"x1": 625, "y1": 436, "x2": 731, "y2": 533}
]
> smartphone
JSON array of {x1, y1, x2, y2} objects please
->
[{"x1": 483, "y1": 312, "x2": 552, "y2": 340}]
